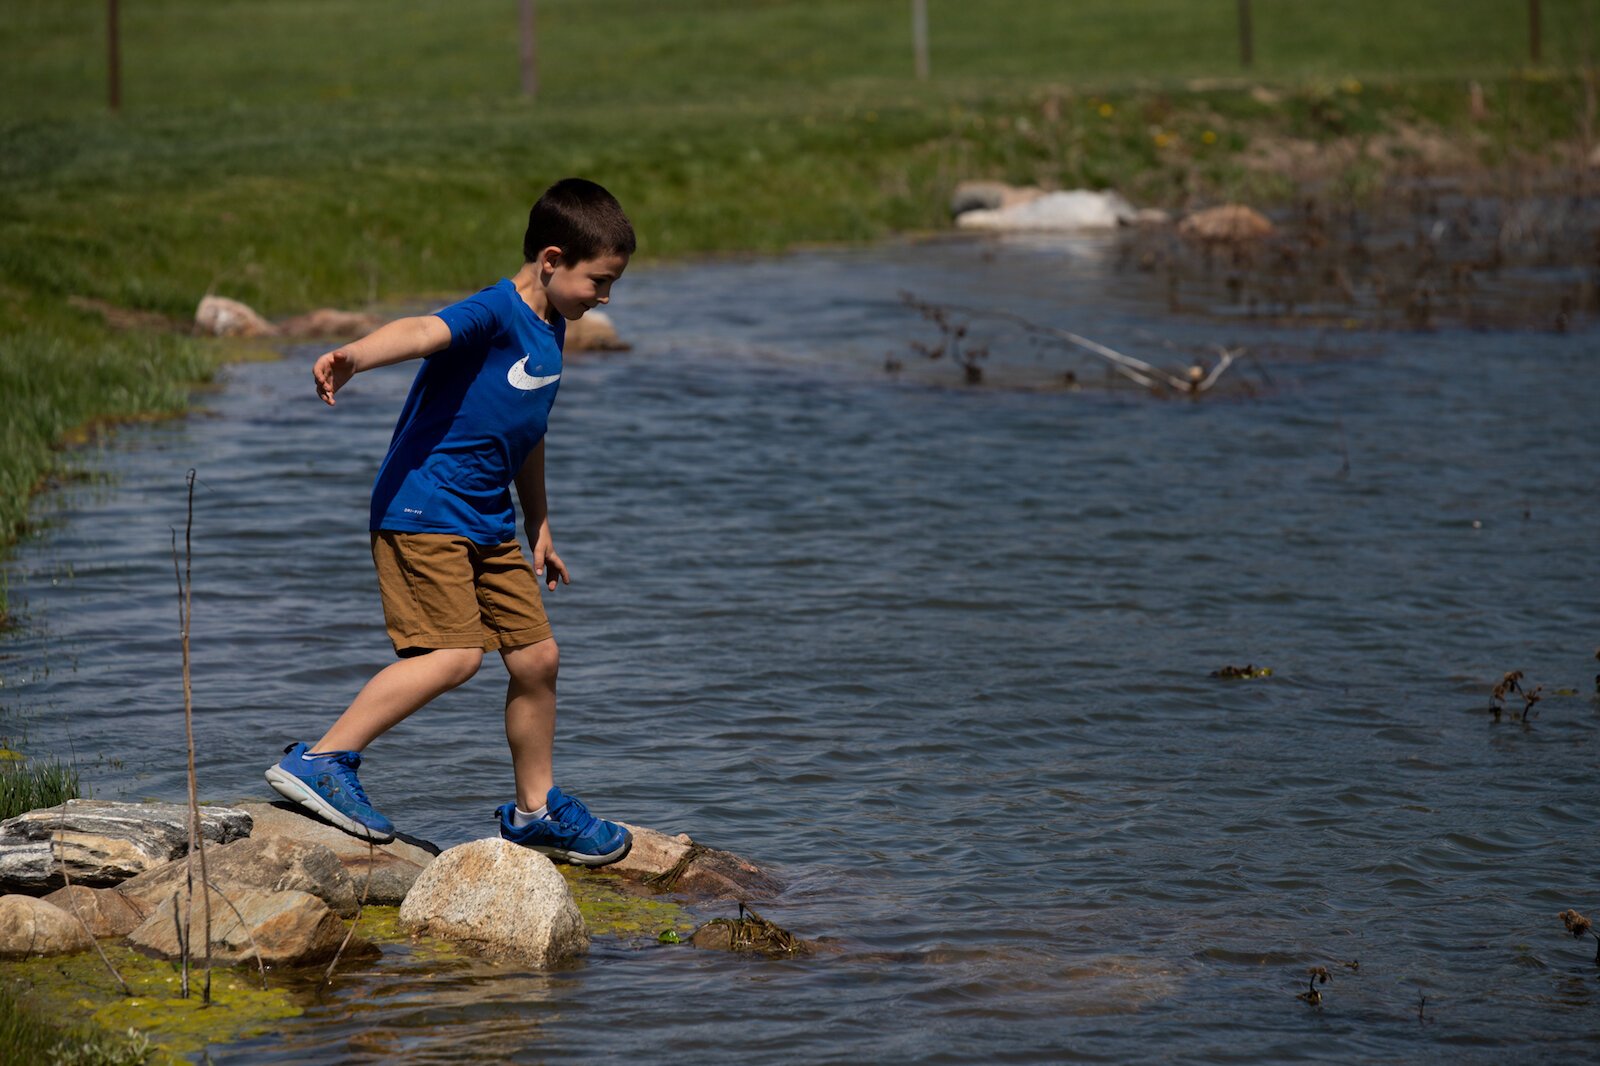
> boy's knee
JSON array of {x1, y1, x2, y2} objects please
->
[
  {"x1": 433, "y1": 647, "x2": 483, "y2": 688},
  {"x1": 504, "y1": 638, "x2": 559, "y2": 683}
]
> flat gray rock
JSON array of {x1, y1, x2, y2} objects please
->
[
  {"x1": 236, "y1": 802, "x2": 437, "y2": 906},
  {"x1": 0, "y1": 801, "x2": 252, "y2": 894},
  {"x1": 118, "y1": 835, "x2": 360, "y2": 918}
]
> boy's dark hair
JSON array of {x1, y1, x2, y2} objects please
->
[{"x1": 522, "y1": 178, "x2": 636, "y2": 264}]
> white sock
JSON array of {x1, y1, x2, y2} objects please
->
[{"x1": 510, "y1": 804, "x2": 549, "y2": 827}]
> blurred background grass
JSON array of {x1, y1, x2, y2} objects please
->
[{"x1": 1, "y1": 0, "x2": 1597, "y2": 614}]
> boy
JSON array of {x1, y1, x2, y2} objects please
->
[{"x1": 264, "y1": 178, "x2": 634, "y2": 866}]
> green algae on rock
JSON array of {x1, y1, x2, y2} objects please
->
[
  {"x1": 559, "y1": 866, "x2": 697, "y2": 943},
  {"x1": 0, "y1": 944, "x2": 302, "y2": 1058}
]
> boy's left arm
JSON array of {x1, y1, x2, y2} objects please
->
[{"x1": 513, "y1": 439, "x2": 569, "y2": 592}]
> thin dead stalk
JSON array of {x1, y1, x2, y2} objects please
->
[
  {"x1": 52, "y1": 799, "x2": 131, "y2": 996},
  {"x1": 322, "y1": 837, "x2": 376, "y2": 989},
  {"x1": 202, "y1": 878, "x2": 269, "y2": 991},
  {"x1": 172, "y1": 469, "x2": 212, "y2": 1003},
  {"x1": 902, "y1": 293, "x2": 1242, "y2": 394}
]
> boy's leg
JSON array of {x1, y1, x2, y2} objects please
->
[
  {"x1": 315, "y1": 647, "x2": 483, "y2": 753},
  {"x1": 501, "y1": 639, "x2": 559, "y2": 809},
  {"x1": 481, "y1": 544, "x2": 630, "y2": 866},
  {"x1": 268, "y1": 533, "x2": 487, "y2": 840}
]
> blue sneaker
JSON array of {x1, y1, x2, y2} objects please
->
[
  {"x1": 265, "y1": 742, "x2": 396, "y2": 843},
  {"x1": 498, "y1": 786, "x2": 632, "y2": 866}
]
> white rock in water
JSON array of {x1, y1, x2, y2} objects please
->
[
  {"x1": 956, "y1": 189, "x2": 1136, "y2": 231},
  {"x1": 399, "y1": 838, "x2": 586, "y2": 967}
]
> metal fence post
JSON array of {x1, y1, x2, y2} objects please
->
[
  {"x1": 520, "y1": 0, "x2": 540, "y2": 99},
  {"x1": 1238, "y1": 0, "x2": 1254, "y2": 69},
  {"x1": 108, "y1": 0, "x2": 121, "y2": 112},
  {"x1": 912, "y1": 0, "x2": 930, "y2": 80}
]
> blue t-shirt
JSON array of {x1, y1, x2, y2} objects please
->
[{"x1": 370, "y1": 279, "x2": 565, "y2": 544}]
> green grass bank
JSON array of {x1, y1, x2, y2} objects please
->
[{"x1": 2, "y1": 0, "x2": 1598, "y2": 620}]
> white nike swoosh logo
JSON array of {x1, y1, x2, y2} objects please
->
[{"x1": 507, "y1": 357, "x2": 561, "y2": 391}]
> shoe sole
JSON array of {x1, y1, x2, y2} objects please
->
[
  {"x1": 511, "y1": 828, "x2": 633, "y2": 867},
  {"x1": 265, "y1": 765, "x2": 396, "y2": 844}
]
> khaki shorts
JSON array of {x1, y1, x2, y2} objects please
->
[{"x1": 371, "y1": 532, "x2": 553, "y2": 654}]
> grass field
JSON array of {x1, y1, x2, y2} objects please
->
[{"x1": 1, "y1": 0, "x2": 1597, "y2": 617}]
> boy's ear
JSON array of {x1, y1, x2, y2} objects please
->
[{"x1": 536, "y1": 245, "x2": 565, "y2": 272}]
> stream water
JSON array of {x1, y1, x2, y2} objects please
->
[{"x1": 3, "y1": 235, "x2": 1598, "y2": 1063}]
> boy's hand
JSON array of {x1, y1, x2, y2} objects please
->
[
  {"x1": 532, "y1": 527, "x2": 570, "y2": 592},
  {"x1": 313, "y1": 348, "x2": 358, "y2": 406}
]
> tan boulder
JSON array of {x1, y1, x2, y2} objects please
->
[
  {"x1": 126, "y1": 883, "x2": 361, "y2": 966},
  {"x1": 40, "y1": 885, "x2": 153, "y2": 938},
  {"x1": 277, "y1": 308, "x2": 381, "y2": 339},
  {"x1": 236, "y1": 802, "x2": 436, "y2": 905},
  {"x1": 399, "y1": 838, "x2": 586, "y2": 967},
  {"x1": 195, "y1": 295, "x2": 278, "y2": 337},
  {"x1": 1177, "y1": 204, "x2": 1275, "y2": 241},
  {"x1": 566, "y1": 310, "x2": 628, "y2": 352},
  {"x1": 609, "y1": 823, "x2": 782, "y2": 901},
  {"x1": 117, "y1": 835, "x2": 360, "y2": 918},
  {"x1": 0, "y1": 894, "x2": 94, "y2": 957}
]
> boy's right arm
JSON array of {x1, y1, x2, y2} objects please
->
[{"x1": 313, "y1": 315, "x2": 453, "y2": 406}]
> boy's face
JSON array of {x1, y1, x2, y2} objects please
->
[{"x1": 543, "y1": 250, "x2": 629, "y2": 321}]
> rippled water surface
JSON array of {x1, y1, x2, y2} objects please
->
[{"x1": 4, "y1": 237, "x2": 1598, "y2": 1063}]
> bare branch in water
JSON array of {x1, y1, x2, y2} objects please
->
[{"x1": 897, "y1": 292, "x2": 1243, "y2": 395}]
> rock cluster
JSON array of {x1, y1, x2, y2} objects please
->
[{"x1": 0, "y1": 796, "x2": 780, "y2": 970}]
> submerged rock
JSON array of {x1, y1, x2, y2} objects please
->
[
  {"x1": 399, "y1": 839, "x2": 586, "y2": 967},
  {"x1": 0, "y1": 894, "x2": 94, "y2": 957},
  {"x1": 236, "y1": 801, "x2": 436, "y2": 905},
  {"x1": 125, "y1": 883, "x2": 362, "y2": 966},
  {"x1": 1177, "y1": 204, "x2": 1275, "y2": 241},
  {"x1": 40, "y1": 885, "x2": 153, "y2": 938},
  {"x1": 688, "y1": 905, "x2": 812, "y2": 959},
  {"x1": 0, "y1": 800, "x2": 252, "y2": 894},
  {"x1": 118, "y1": 835, "x2": 360, "y2": 918},
  {"x1": 956, "y1": 189, "x2": 1136, "y2": 231},
  {"x1": 609, "y1": 823, "x2": 783, "y2": 901}
]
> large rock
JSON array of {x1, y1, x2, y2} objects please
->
[
  {"x1": 0, "y1": 801, "x2": 252, "y2": 894},
  {"x1": 565, "y1": 310, "x2": 629, "y2": 352},
  {"x1": 40, "y1": 885, "x2": 153, "y2": 938},
  {"x1": 236, "y1": 802, "x2": 436, "y2": 905},
  {"x1": 956, "y1": 189, "x2": 1135, "y2": 232},
  {"x1": 1177, "y1": 204, "x2": 1275, "y2": 241},
  {"x1": 399, "y1": 839, "x2": 586, "y2": 967},
  {"x1": 117, "y1": 835, "x2": 360, "y2": 918},
  {"x1": 608, "y1": 824, "x2": 782, "y2": 901},
  {"x1": 195, "y1": 295, "x2": 278, "y2": 337},
  {"x1": 126, "y1": 883, "x2": 359, "y2": 966},
  {"x1": 0, "y1": 894, "x2": 94, "y2": 957},
  {"x1": 950, "y1": 180, "x2": 1046, "y2": 216}
]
